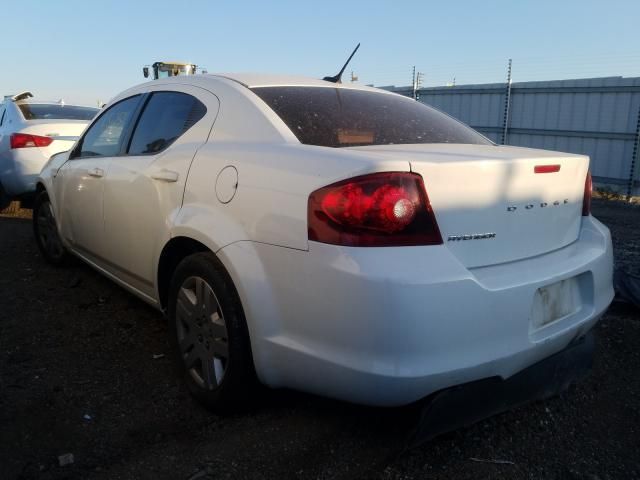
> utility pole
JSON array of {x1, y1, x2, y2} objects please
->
[
  {"x1": 501, "y1": 58, "x2": 513, "y2": 145},
  {"x1": 411, "y1": 67, "x2": 423, "y2": 101},
  {"x1": 350, "y1": 71, "x2": 358, "y2": 83},
  {"x1": 411, "y1": 66, "x2": 416, "y2": 100},
  {"x1": 415, "y1": 71, "x2": 423, "y2": 101},
  {"x1": 628, "y1": 105, "x2": 640, "y2": 200}
]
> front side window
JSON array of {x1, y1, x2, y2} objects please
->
[
  {"x1": 19, "y1": 104, "x2": 99, "y2": 121},
  {"x1": 74, "y1": 96, "x2": 140, "y2": 158},
  {"x1": 251, "y1": 86, "x2": 491, "y2": 148},
  {"x1": 128, "y1": 92, "x2": 206, "y2": 155}
]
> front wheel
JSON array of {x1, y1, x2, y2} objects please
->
[
  {"x1": 33, "y1": 191, "x2": 69, "y2": 266},
  {"x1": 0, "y1": 182, "x2": 10, "y2": 210},
  {"x1": 168, "y1": 252, "x2": 257, "y2": 412}
]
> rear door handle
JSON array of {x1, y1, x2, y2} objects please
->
[
  {"x1": 151, "y1": 169, "x2": 179, "y2": 183},
  {"x1": 88, "y1": 167, "x2": 104, "y2": 178}
]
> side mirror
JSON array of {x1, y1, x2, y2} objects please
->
[{"x1": 143, "y1": 67, "x2": 149, "y2": 78}]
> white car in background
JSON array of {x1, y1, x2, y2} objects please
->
[
  {"x1": 34, "y1": 74, "x2": 613, "y2": 437},
  {"x1": 0, "y1": 92, "x2": 98, "y2": 208}
]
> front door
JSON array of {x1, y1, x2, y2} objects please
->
[{"x1": 57, "y1": 95, "x2": 142, "y2": 261}]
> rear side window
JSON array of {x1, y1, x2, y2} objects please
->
[
  {"x1": 128, "y1": 92, "x2": 206, "y2": 155},
  {"x1": 251, "y1": 86, "x2": 491, "y2": 148},
  {"x1": 74, "y1": 96, "x2": 141, "y2": 158},
  {"x1": 18, "y1": 104, "x2": 99, "y2": 121}
]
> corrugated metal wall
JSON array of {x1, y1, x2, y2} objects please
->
[{"x1": 386, "y1": 77, "x2": 640, "y2": 195}]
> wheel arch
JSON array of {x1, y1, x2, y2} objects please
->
[
  {"x1": 157, "y1": 236, "x2": 212, "y2": 311},
  {"x1": 29, "y1": 182, "x2": 47, "y2": 209}
]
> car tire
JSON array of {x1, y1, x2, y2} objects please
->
[
  {"x1": 33, "y1": 191, "x2": 69, "y2": 266},
  {"x1": 0, "y1": 182, "x2": 10, "y2": 210},
  {"x1": 168, "y1": 252, "x2": 257, "y2": 412}
]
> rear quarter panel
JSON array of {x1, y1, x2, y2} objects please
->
[{"x1": 178, "y1": 142, "x2": 411, "y2": 251}]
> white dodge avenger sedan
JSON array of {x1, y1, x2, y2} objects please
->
[{"x1": 34, "y1": 74, "x2": 613, "y2": 430}]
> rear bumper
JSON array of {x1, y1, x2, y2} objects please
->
[
  {"x1": 219, "y1": 215, "x2": 614, "y2": 406},
  {"x1": 412, "y1": 331, "x2": 594, "y2": 444},
  {"x1": 1, "y1": 148, "x2": 49, "y2": 196}
]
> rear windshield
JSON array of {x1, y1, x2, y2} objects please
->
[
  {"x1": 19, "y1": 104, "x2": 99, "y2": 121},
  {"x1": 251, "y1": 86, "x2": 491, "y2": 148}
]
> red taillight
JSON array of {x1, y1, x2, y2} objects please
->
[
  {"x1": 582, "y1": 171, "x2": 592, "y2": 216},
  {"x1": 308, "y1": 172, "x2": 442, "y2": 247},
  {"x1": 10, "y1": 133, "x2": 54, "y2": 149}
]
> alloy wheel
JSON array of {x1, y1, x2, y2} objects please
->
[
  {"x1": 37, "y1": 201, "x2": 64, "y2": 260},
  {"x1": 175, "y1": 276, "x2": 229, "y2": 389}
]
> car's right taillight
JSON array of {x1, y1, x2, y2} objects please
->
[
  {"x1": 308, "y1": 172, "x2": 442, "y2": 247},
  {"x1": 582, "y1": 171, "x2": 592, "y2": 216},
  {"x1": 10, "y1": 133, "x2": 54, "y2": 149}
]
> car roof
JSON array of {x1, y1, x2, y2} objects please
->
[
  {"x1": 213, "y1": 73, "x2": 390, "y2": 93},
  {"x1": 138, "y1": 73, "x2": 393, "y2": 95},
  {"x1": 212, "y1": 73, "x2": 342, "y2": 88}
]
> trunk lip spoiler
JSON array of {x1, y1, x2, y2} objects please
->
[{"x1": 5, "y1": 91, "x2": 33, "y2": 102}]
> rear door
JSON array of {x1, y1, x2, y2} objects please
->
[
  {"x1": 0, "y1": 104, "x2": 6, "y2": 144},
  {"x1": 101, "y1": 86, "x2": 218, "y2": 296},
  {"x1": 0, "y1": 105, "x2": 7, "y2": 178},
  {"x1": 57, "y1": 95, "x2": 142, "y2": 260}
]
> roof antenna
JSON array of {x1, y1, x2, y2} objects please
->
[{"x1": 323, "y1": 43, "x2": 360, "y2": 84}]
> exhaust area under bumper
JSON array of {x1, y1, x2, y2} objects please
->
[{"x1": 411, "y1": 331, "x2": 595, "y2": 446}]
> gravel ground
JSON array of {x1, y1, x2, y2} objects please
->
[{"x1": 0, "y1": 199, "x2": 639, "y2": 480}]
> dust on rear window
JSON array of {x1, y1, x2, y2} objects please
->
[
  {"x1": 251, "y1": 86, "x2": 491, "y2": 148},
  {"x1": 18, "y1": 104, "x2": 99, "y2": 121}
]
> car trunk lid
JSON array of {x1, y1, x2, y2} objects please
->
[
  {"x1": 348, "y1": 144, "x2": 589, "y2": 268},
  {"x1": 17, "y1": 121, "x2": 88, "y2": 156}
]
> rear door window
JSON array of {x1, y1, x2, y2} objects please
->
[
  {"x1": 127, "y1": 92, "x2": 207, "y2": 155},
  {"x1": 251, "y1": 86, "x2": 491, "y2": 147},
  {"x1": 73, "y1": 96, "x2": 141, "y2": 158},
  {"x1": 18, "y1": 104, "x2": 99, "y2": 121}
]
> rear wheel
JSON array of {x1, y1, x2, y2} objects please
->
[
  {"x1": 168, "y1": 252, "x2": 257, "y2": 411},
  {"x1": 33, "y1": 191, "x2": 68, "y2": 265}
]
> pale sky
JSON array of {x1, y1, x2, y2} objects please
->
[{"x1": 2, "y1": 0, "x2": 638, "y2": 105}]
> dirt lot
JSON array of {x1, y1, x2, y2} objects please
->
[{"x1": 1, "y1": 199, "x2": 639, "y2": 480}]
